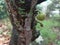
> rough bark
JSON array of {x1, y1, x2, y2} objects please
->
[{"x1": 5, "y1": 0, "x2": 38, "y2": 45}]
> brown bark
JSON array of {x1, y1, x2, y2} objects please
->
[{"x1": 5, "y1": 0, "x2": 38, "y2": 45}]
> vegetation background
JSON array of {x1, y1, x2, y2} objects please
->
[{"x1": 0, "y1": 0, "x2": 60, "y2": 45}]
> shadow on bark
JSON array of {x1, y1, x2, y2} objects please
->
[{"x1": 9, "y1": 28, "x2": 19, "y2": 45}]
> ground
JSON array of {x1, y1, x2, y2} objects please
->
[
  {"x1": 0, "y1": 18, "x2": 12, "y2": 45},
  {"x1": 0, "y1": 17, "x2": 60, "y2": 45}
]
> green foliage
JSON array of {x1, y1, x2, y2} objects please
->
[
  {"x1": 58, "y1": 41, "x2": 60, "y2": 45},
  {"x1": 17, "y1": 0, "x2": 26, "y2": 15},
  {"x1": 0, "y1": 0, "x2": 8, "y2": 19},
  {"x1": 18, "y1": 7, "x2": 26, "y2": 15},
  {"x1": 36, "y1": 19, "x2": 58, "y2": 44},
  {"x1": 19, "y1": 0, "x2": 25, "y2": 3},
  {"x1": 36, "y1": 12, "x2": 46, "y2": 21}
]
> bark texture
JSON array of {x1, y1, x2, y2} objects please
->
[{"x1": 5, "y1": 0, "x2": 39, "y2": 45}]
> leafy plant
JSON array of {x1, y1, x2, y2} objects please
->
[
  {"x1": 36, "y1": 12, "x2": 46, "y2": 21},
  {"x1": 36, "y1": 19, "x2": 58, "y2": 44},
  {"x1": 58, "y1": 41, "x2": 60, "y2": 45},
  {"x1": 0, "y1": 0, "x2": 8, "y2": 19}
]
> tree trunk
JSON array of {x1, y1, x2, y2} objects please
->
[{"x1": 5, "y1": 0, "x2": 38, "y2": 45}]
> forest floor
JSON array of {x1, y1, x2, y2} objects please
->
[
  {"x1": 0, "y1": 17, "x2": 60, "y2": 45},
  {"x1": 0, "y1": 18, "x2": 12, "y2": 45}
]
